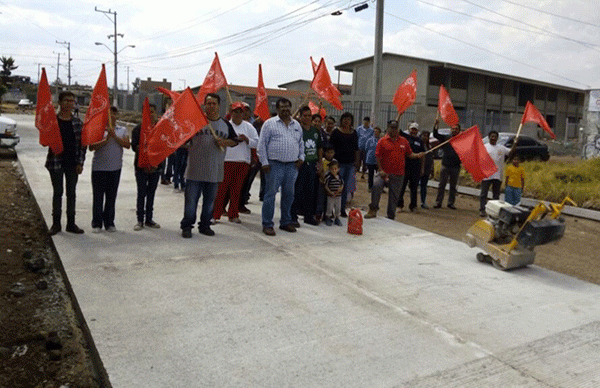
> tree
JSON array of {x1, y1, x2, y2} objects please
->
[{"x1": 1, "y1": 56, "x2": 18, "y2": 77}]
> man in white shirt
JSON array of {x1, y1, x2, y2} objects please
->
[{"x1": 479, "y1": 130, "x2": 513, "y2": 217}]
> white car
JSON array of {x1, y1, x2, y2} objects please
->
[{"x1": 0, "y1": 114, "x2": 20, "y2": 148}]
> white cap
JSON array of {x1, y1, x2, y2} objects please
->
[{"x1": 408, "y1": 122, "x2": 419, "y2": 130}]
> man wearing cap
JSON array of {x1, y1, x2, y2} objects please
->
[
  {"x1": 365, "y1": 120, "x2": 423, "y2": 220},
  {"x1": 398, "y1": 121, "x2": 426, "y2": 212},
  {"x1": 212, "y1": 102, "x2": 259, "y2": 223}
]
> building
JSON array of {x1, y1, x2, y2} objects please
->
[{"x1": 335, "y1": 53, "x2": 585, "y2": 138}]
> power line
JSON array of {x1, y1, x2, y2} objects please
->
[
  {"x1": 385, "y1": 11, "x2": 591, "y2": 89},
  {"x1": 494, "y1": 0, "x2": 600, "y2": 28}
]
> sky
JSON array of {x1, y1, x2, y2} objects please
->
[{"x1": 1, "y1": 0, "x2": 599, "y2": 93}]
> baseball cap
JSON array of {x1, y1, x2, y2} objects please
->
[
  {"x1": 409, "y1": 122, "x2": 419, "y2": 130},
  {"x1": 230, "y1": 101, "x2": 245, "y2": 111}
]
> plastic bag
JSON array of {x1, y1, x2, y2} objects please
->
[{"x1": 347, "y1": 208, "x2": 363, "y2": 235}]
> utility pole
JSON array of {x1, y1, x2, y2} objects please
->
[
  {"x1": 370, "y1": 0, "x2": 384, "y2": 126},
  {"x1": 95, "y1": 6, "x2": 120, "y2": 106},
  {"x1": 55, "y1": 52, "x2": 61, "y2": 85},
  {"x1": 56, "y1": 41, "x2": 71, "y2": 86},
  {"x1": 126, "y1": 66, "x2": 132, "y2": 93}
]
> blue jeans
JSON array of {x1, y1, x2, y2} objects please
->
[
  {"x1": 338, "y1": 163, "x2": 355, "y2": 214},
  {"x1": 180, "y1": 180, "x2": 219, "y2": 231},
  {"x1": 262, "y1": 160, "x2": 298, "y2": 228},
  {"x1": 135, "y1": 169, "x2": 160, "y2": 223},
  {"x1": 505, "y1": 186, "x2": 522, "y2": 206}
]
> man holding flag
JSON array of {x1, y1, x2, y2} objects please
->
[
  {"x1": 45, "y1": 92, "x2": 87, "y2": 235},
  {"x1": 180, "y1": 93, "x2": 239, "y2": 238},
  {"x1": 433, "y1": 119, "x2": 462, "y2": 210}
]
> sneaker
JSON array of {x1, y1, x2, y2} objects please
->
[
  {"x1": 262, "y1": 226, "x2": 276, "y2": 236},
  {"x1": 92, "y1": 227, "x2": 102, "y2": 233},
  {"x1": 134, "y1": 223, "x2": 144, "y2": 231},
  {"x1": 239, "y1": 206, "x2": 251, "y2": 214},
  {"x1": 66, "y1": 224, "x2": 84, "y2": 234},
  {"x1": 279, "y1": 224, "x2": 297, "y2": 233},
  {"x1": 106, "y1": 226, "x2": 117, "y2": 233},
  {"x1": 182, "y1": 228, "x2": 192, "y2": 238},
  {"x1": 433, "y1": 203, "x2": 442, "y2": 209},
  {"x1": 364, "y1": 209, "x2": 377, "y2": 219},
  {"x1": 447, "y1": 204, "x2": 457, "y2": 210},
  {"x1": 49, "y1": 224, "x2": 61, "y2": 236},
  {"x1": 334, "y1": 218, "x2": 342, "y2": 226},
  {"x1": 199, "y1": 227, "x2": 215, "y2": 236},
  {"x1": 421, "y1": 204, "x2": 429, "y2": 209},
  {"x1": 145, "y1": 221, "x2": 161, "y2": 229},
  {"x1": 324, "y1": 217, "x2": 333, "y2": 226},
  {"x1": 228, "y1": 217, "x2": 242, "y2": 224}
]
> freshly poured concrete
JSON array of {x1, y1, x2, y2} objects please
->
[{"x1": 11, "y1": 114, "x2": 600, "y2": 387}]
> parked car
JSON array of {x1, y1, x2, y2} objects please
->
[
  {"x1": 18, "y1": 99, "x2": 33, "y2": 109},
  {"x1": 0, "y1": 114, "x2": 20, "y2": 149},
  {"x1": 483, "y1": 132, "x2": 550, "y2": 161},
  {"x1": 429, "y1": 128, "x2": 452, "y2": 159}
]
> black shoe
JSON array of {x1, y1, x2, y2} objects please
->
[
  {"x1": 182, "y1": 228, "x2": 192, "y2": 238},
  {"x1": 239, "y1": 206, "x2": 251, "y2": 214},
  {"x1": 447, "y1": 204, "x2": 457, "y2": 210},
  {"x1": 304, "y1": 217, "x2": 319, "y2": 226},
  {"x1": 340, "y1": 211, "x2": 348, "y2": 218},
  {"x1": 279, "y1": 224, "x2": 297, "y2": 233},
  {"x1": 199, "y1": 227, "x2": 215, "y2": 236},
  {"x1": 433, "y1": 204, "x2": 442, "y2": 209},
  {"x1": 421, "y1": 204, "x2": 429, "y2": 209},
  {"x1": 49, "y1": 224, "x2": 61, "y2": 236},
  {"x1": 262, "y1": 226, "x2": 276, "y2": 236},
  {"x1": 65, "y1": 224, "x2": 84, "y2": 234},
  {"x1": 291, "y1": 221, "x2": 301, "y2": 228}
]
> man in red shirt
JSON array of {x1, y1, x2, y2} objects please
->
[{"x1": 365, "y1": 120, "x2": 423, "y2": 220}]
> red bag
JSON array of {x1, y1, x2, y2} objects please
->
[{"x1": 347, "y1": 208, "x2": 363, "y2": 235}]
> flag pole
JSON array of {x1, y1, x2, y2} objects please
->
[
  {"x1": 293, "y1": 91, "x2": 311, "y2": 118},
  {"x1": 225, "y1": 85, "x2": 233, "y2": 107}
]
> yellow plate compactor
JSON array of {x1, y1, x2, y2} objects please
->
[{"x1": 464, "y1": 197, "x2": 575, "y2": 270}]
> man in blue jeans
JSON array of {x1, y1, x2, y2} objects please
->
[
  {"x1": 180, "y1": 93, "x2": 238, "y2": 238},
  {"x1": 257, "y1": 98, "x2": 304, "y2": 236}
]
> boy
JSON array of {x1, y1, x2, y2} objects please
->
[
  {"x1": 324, "y1": 159, "x2": 344, "y2": 226},
  {"x1": 316, "y1": 145, "x2": 336, "y2": 222},
  {"x1": 504, "y1": 156, "x2": 525, "y2": 205}
]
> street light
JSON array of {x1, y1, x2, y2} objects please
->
[{"x1": 95, "y1": 41, "x2": 135, "y2": 106}]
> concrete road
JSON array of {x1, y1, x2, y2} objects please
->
[{"x1": 9, "y1": 113, "x2": 600, "y2": 387}]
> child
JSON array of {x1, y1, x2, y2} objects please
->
[
  {"x1": 324, "y1": 159, "x2": 344, "y2": 226},
  {"x1": 316, "y1": 146, "x2": 336, "y2": 222},
  {"x1": 364, "y1": 126, "x2": 381, "y2": 191},
  {"x1": 504, "y1": 156, "x2": 525, "y2": 205}
]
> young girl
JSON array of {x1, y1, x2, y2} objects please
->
[{"x1": 504, "y1": 156, "x2": 525, "y2": 205}]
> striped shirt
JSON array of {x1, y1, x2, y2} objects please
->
[
  {"x1": 324, "y1": 172, "x2": 344, "y2": 197},
  {"x1": 257, "y1": 115, "x2": 304, "y2": 166}
]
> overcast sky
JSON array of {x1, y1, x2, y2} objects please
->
[{"x1": 1, "y1": 0, "x2": 599, "y2": 93}]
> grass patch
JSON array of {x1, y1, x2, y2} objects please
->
[{"x1": 434, "y1": 157, "x2": 600, "y2": 210}]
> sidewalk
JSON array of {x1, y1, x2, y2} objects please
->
[{"x1": 12, "y1": 113, "x2": 600, "y2": 387}]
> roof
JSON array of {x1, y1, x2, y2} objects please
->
[
  {"x1": 228, "y1": 84, "x2": 306, "y2": 99},
  {"x1": 335, "y1": 52, "x2": 585, "y2": 93}
]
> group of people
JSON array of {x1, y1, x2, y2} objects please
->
[{"x1": 45, "y1": 91, "x2": 525, "y2": 239}]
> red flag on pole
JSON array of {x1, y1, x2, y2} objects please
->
[
  {"x1": 449, "y1": 125, "x2": 497, "y2": 182},
  {"x1": 156, "y1": 86, "x2": 180, "y2": 101},
  {"x1": 308, "y1": 100, "x2": 327, "y2": 120},
  {"x1": 146, "y1": 88, "x2": 209, "y2": 167},
  {"x1": 392, "y1": 70, "x2": 417, "y2": 115},
  {"x1": 310, "y1": 58, "x2": 343, "y2": 110},
  {"x1": 137, "y1": 97, "x2": 152, "y2": 169},
  {"x1": 438, "y1": 85, "x2": 459, "y2": 127},
  {"x1": 254, "y1": 64, "x2": 271, "y2": 122},
  {"x1": 82, "y1": 64, "x2": 110, "y2": 146},
  {"x1": 35, "y1": 67, "x2": 63, "y2": 154},
  {"x1": 197, "y1": 52, "x2": 228, "y2": 103},
  {"x1": 310, "y1": 56, "x2": 319, "y2": 75},
  {"x1": 521, "y1": 101, "x2": 556, "y2": 139}
]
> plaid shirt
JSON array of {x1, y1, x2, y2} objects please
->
[{"x1": 45, "y1": 116, "x2": 86, "y2": 171}]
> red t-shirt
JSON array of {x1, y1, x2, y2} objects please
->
[{"x1": 375, "y1": 134, "x2": 412, "y2": 175}]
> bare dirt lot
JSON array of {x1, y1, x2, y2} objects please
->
[{"x1": 1, "y1": 147, "x2": 599, "y2": 387}]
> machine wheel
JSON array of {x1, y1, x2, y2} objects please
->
[
  {"x1": 492, "y1": 259, "x2": 507, "y2": 270},
  {"x1": 476, "y1": 253, "x2": 492, "y2": 263}
]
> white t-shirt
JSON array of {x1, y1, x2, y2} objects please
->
[
  {"x1": 484, "y1": 142, "x2": 511, "y2": 181},
  {"x1": 225, "y1": 120, "x2": 259, "y2": 163},
  {"x1": 92, "y1": 125, "x2": 128, "y2": 171}
]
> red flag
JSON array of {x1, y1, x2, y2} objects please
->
[
  {"x1": 156, "y1": 86, "x2": 180, "y2": 101},
  {"x1": 449, "y1": 125, "x2": 497, "y2": 182},
  {"x1": 310, "y1": 56, "x2": 319, "y2": 75},
  {"x1": 197, "y1": 52, "x2": 228, "y2": 103},
  {"x1": 35, "y1": 67, "x2": 63, "y2": 154},
  {"x1": 82, "y1": 64, "x2": 110, "y2": 146},
  {"x1": 521, "y1": 101, "x2": 555, "y2": 139},
  {"x1": 254, "y1": 64, "x2": 270, "y2": 122},
  {"x1": 393, "y1": 70, "x2": 417, "y2": 115},
  {"x1": 310, "y1": 58, "x2": 343, "y2": 110},
  {"x1": 308, "y1": 100, "x2": 319, "y2": 115},
  {"x1": 137, "y1": 97, "x2": 152, "y2": 169},
  {"x1": 146, "y1": 88, "x2": 209, "y2": 167},
  {"x1": 438, "y1": 85, "x2": 459, "y2": 127}
]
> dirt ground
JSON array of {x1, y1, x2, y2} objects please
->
[
  {"x1": 1, "y1": 148, "x2": 599, "y2": 387},
  {"x1": 0, "y1": 150, "x2": 102, "y2": 388}
]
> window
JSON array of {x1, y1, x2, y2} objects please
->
[
  {"x1": 428, "y1": 67, "x2": 446, "y2": 86},
  {"x1": 518, "y1": 83, "x2": 534, "y2": 106},
  {"x1": 547, "y1": 89, "x2": 557, "y2": 102},
  {"x1": 488, "y1": 77, "x2": 502, "y2": 94},
  {"x1": 535, "y1": 87, "x2": 546, "y2": 100},
  {"x1": 450, "y1": 70, "x2": 468, "y2": 90}
]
